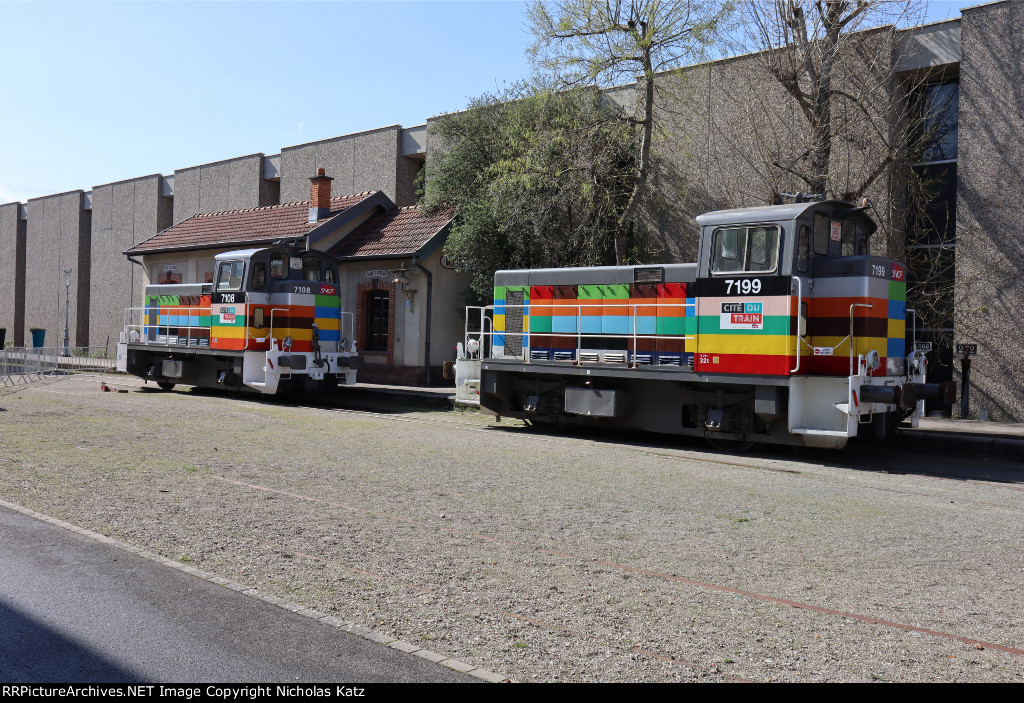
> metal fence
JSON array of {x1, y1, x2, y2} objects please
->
[{"x1": 0, "y1": 346, "x2": 116, "y2": 387}]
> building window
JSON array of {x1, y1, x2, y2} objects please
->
[
  {"x1": 915, "y1": 80, "x2": 959, "y2": 164},
  {"x1": 365, "y1": 290, "x2": 390, "y2": 352},
  {"x1": 905, "y1": 78, "x2": 959, "y2": 414}
]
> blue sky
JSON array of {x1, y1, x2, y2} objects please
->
[{"x1": 0, "y1": 0, "x2": 979, "y2": 205}]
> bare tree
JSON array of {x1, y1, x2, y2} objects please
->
[
  {"x1": 737, "y1": 1, "x2": 929, "y2": 202},
  {"x1": 527, "y1": 0, "x2": 731, "y2": 264},
  {"x1": 733, "y1": 1, "x2": 961, "y2": 407}
]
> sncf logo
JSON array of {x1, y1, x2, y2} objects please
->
[
  {"x1": 319, "y1": 285, "x2": 337, "y2": 296},
  {"x1": 891, "y1": 264, "x2": 905, "y2": 282}
]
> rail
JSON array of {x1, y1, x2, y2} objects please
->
[{"x1": 463, "y1": 302, "x2": 695, "y2": 367}]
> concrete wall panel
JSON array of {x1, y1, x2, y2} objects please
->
[
  {"x1": 89, "y1": 175, "x2": 162, "y2": 348},
  {"x1": 23, "y1": 191, "x2": 89, "y2": 347},
  {"x1": 280, "y1": 126, "x2": 401, "y2": 204},
  {"x1": 955, "y1": 1, "x2": 1024, "y2": 421},
  {"x1": 0, "y1": 203, "x2": 26, "y2": 346},
  {"x1": 396, "y1": 157, "x2": 422, "y2": 207},
  {"x1": 631, "y1": 32, "x2": 898, "y2": 268},
  {"x1": 172, "y1": 154, "x2": 264, "y2": 223}
]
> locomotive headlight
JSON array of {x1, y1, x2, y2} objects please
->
[
  {"x1": 283, "y1": 336, "x2": 294, "y2": 351},
  {"x1": 467, "y1": 338, "x2": 480, "y2": 355},
  {"x1": 339, "y1": 338, "x2": 348, "y2": 351},
  {"x1": 865, "y1": 349, "x2": 881, "y2": 371}
]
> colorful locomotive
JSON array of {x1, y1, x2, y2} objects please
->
[
  {"x1": 453, "y1": 200, "x2": 953, "y2": 449},
  {"x1": 116, "y1": 245, "x2": 362, "y2": 394}
]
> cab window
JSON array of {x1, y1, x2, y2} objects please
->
[
  {"x1": 251, "y1": 262, "x2": 267, "y2": 290},
  {"x1": 797, "y1": 225, "x2": 810, "y2": 273},
  {"x1": 215, "y1": 261, "x2": 244, "y2": 291},
  {"x1": 711, "y1": 228, "x2": 744, "y2": 273},
  {"x1": 302, "y1": 256, "x2": 322, "y2": 282},
  {"x1": 841, "y1": 219, "x2": 857, "y2": 257},
  {"x1": 711, "y1": 225, "x2": 780, "y2": 274},
  {"x1": 270, "y1": 254, "x2": 288, "y2": 280},
  {"x1": 813, "y1": 212, "x2": 831, "y2": 256}
]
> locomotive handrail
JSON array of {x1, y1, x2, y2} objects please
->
[
  {"x1": 268, "y1": 308, "x2": 290, "y2": 351},
  {"x1": 849, "y1": 303, "x2": 873, "y2": 377},
  {"x1": 906, "y1": 307, "x2": 917, "y2": 355},
  {"x1": 339, "y1": 310, "x2": 355, "y2": 350},
  {"x1": 791, "y1": 277, "x2": 803, "y2": 374},
  {"x1": 463, "y1": 302, "x2": 695, "y2": 364},
  {"x1": 122, "y1": 305, "x2": 210, "y2": 347},
  {"x1": 462, "y1": 305, "x2": 493, "y2": 357}
]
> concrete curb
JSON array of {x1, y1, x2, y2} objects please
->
[
  {"x1": 897, "y1": 429, "x2": 1024, "y2": 461},
  {"x1": 345, "y1": 385, "x2": 455, "y2": 410},
  {"x1": 0, "y1": 498, "x2": 511, "y2": 684}
]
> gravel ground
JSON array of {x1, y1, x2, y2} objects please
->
[{"x1": 1, "y1": 373, "x2": 1022, "y2": 683}]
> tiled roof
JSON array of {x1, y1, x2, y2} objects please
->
[
  {"x1": 126, "y1": 191, "x2": 380, "y2": 253},
  {"x1": 328, "y1": 206, "x2": 455, "y2": 259}
]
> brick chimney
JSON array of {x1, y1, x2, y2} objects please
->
[{"x1": 308, "y1": 167, "x2": 333, "y2": 222}]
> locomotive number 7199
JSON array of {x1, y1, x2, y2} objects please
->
[{"x1": 725, "y1": 279, "x2": 762, "y2": 295}]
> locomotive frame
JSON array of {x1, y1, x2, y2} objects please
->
[{"x1": 453, "y1": 200, "x2": 953, "y2": 450}]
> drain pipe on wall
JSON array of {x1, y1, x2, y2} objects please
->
[{"x1": 412, "y1": 256, "x2": 433, "y2": 386}]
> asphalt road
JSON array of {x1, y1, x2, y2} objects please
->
[{"x1": 0, "y1": 503, "x2": 472, "y2": 683}]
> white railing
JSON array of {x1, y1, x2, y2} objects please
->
[
  {"x1": 0, "y1": 346, "x2": 115, "y2": 386},
  {"x1": 123, "y1": 306, "x2": 210, "y2": 347},
  {"x1": 463, "y1": 302, "x2": 695, "y2": 366},
  {"x1": 125, "y1": 305, "x2": 356, "y2": 353}
]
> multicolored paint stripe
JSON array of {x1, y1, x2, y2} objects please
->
[
  {"x1": 492, "y1": 282, "x2": 694, "y2": 363},
  {"x1": 694, "y1": 292, "x2": 795, "y2": 375},
  {"x1": 492, "y1": 263, "x2": 908, "y2": 378},
  {"x1": 805, "y1": 272, "x2": 907, "y2": 376},
  {"x1": 145, "y1": 294, "x2": 212, "y2": 345},
  {"x1": 230, "y1": 283, "x2": 342, "y2": 354}
]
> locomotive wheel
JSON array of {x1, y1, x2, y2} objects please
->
[
  {"x1": 156, "y1": 381, "x2": 176, "y2": 392},
  {"x1": 706, "y1": 436, "x2": 756, "y2": 453},
  {"x1": 523, "y1": 416, "x2": 565, "y2": 433}
]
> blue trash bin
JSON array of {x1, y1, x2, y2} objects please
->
[{"x1": 30, "y1": 329, "x2": 45, "y2": 348}]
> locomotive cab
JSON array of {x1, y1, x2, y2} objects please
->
[
  {"x1": 209, "y1": 247, "x2": 343, "y2": 355},
  {"x1": 694, "y1": 200, "x2": 893, "y2": 376}
]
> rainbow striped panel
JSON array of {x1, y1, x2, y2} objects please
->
[
  {"x1": 694, "y1": 294, "x2": 794, "y2": 375},
  {"x1": 211, "y1": 302, "x2": 247, "y2": 350},
  {"x1": 509, "y1": 281, "x2": 694, "y2": 363},
  {"x1": 146, "y1": 294, "x2": 212, "y2": 344},
  {"x1": 807, "y1": 271, "x2": 907, "y2": 376}
]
